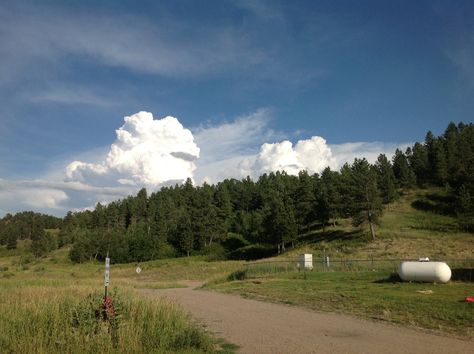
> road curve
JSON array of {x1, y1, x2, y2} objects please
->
[{"x1": 139, "y1": 283, "x2": 472, "y2": 354}]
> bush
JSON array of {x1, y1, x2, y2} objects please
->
[
  {"x1": 19, "y1": 254, "x2": 34, "y2": 265},
  {"x1": 69, "y1": 240, "x2": 90, "y2": 263},
  {"x1": 71, "y1": 289, "x2": 123, "y2": 346},
  {"x1": 154, "y1": 242, "x2": 177, "y2": 259},
  {"x1": 227, "y1": 244, "x2": 276, "y2": 260},
  {"x1": 221, "y1": 233, "x2": 250, "y2": 252},
  {"x1": 205, "y1": 243, "x2": 227, "y2": 261},
  {"x1": 227, "y1": 269, "x2": 248, "y2": 281}
]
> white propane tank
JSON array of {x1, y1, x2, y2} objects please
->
[{"x1": 397, "y1": 261, "x2": 451, "y2": 283}]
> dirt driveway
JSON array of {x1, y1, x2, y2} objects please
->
[{"x1": 139, "y1": 283, "x2": 472, "y2": 354}]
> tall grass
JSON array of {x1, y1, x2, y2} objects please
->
[{"x1": 0, "y1": 286, "x2": 214, "y2": 353}]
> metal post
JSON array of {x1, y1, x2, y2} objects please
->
[
  {"x1": 104, "y1": 254, "x2": 110, "y2": 320},
  {"x1": 323, "y1": 248, "x2": 326, "y2": 271}
]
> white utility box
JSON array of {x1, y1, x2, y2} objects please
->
[{"x1": 299, "y1": 253, "x2": 313, "y2": 270}]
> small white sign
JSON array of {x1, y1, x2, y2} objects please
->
[
  {"x1": 104, "y1": 257, "x2": 110, "y2": 286},
  {"x1": 136, "y1": 266, "x2": 142, "y2": 274}
]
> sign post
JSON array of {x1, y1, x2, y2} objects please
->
[{"x1": 103, "y1": 254, "x2": 110, "y2": 319}]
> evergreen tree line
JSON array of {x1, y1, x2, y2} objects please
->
[
  {"x1": 64, "y1": 161, "x2": 387, "y2": 264},
  {"x1": 393, "y1": 122, "x2": 474, "y2": 227},
  {"x1": 0, "y1": 211, "x2": 62, "y2": 255},
  {"x1": 1, "y1": 121, "x2": 472, "y2": 262},
  {"x1": 61, "y1": 122, "x2": 473, "y2": 263}
]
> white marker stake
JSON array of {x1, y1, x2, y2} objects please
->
[
  {"x1": 104, "y1": 257, "x2": 110, "y2": 287},
  {"x1": 103, "y1": 256, "x2": 110, "y2": 320}
]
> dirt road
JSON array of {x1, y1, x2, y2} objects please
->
[{"x1": 139, "y1": 283, "x2": 472, "y2": 354}]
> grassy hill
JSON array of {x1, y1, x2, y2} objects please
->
[
  {"x1": 286, "y1": 187, "x2": 473, "y2": 260},
  {"x1": 202, "y1": 188, "x2": 474, "y2": 339}
]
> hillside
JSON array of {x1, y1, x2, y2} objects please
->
[
  {"x1": 0, "y1": 187, "x2": 473, "y2": 266},
  {"x1": 288, "y1": 187, "x2": 473, "y2": 261}
]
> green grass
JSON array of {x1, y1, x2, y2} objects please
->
[
  {"x1": 286, "y1": 188, "x2": 474, "y2": 260},
  {"x1": 0, "y1": 286, "x2": 215, "y2": 353},
  {"x1": 0, "y1": 248, "x2": 241, "y2": 353},
  {"x1": 207, "y1": 270, "x2": 474, "y2": 338}
]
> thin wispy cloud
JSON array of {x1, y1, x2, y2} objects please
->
[
  {"x1": 0, "y1": 3, "x2": 265, "y2": 80},
  {"x1": 24, "y1": 85, "x2": 115, "y2": 107},
  {"x1": 194, "y1": 108, "x2": 273, "y2": 163}
]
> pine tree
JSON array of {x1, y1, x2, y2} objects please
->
[
  {"x1": 294, "y1": 170, "x2": 316, "y2": 233},
  {"x1": 5, "y1": 223, "x2": 19, "y2": 250},
  {"x1": 392, "y1": 149, "x2": 415, "y2": 187},
  {"x1": 432, "y1": 139, "x2": 448, "y2": 185},
  {"x1": 408, "y1": 142, "x2": 429, "y2": 185},
  {"x1": 444, "y1": 122, "x2": 459, "y2": 179},
  {"x1": 317, "y1": 168, "x2": 342, "y2": 229},
  {"x1": 349, "y1": 159, "x2": 383, "y2": 240},
  {"x1": 175, "y1": 210, "x2": 194, "y2": 257},
  {"x1": 375, "y1": 154, "x2": 397, "y2": 203},
  {"x1": 31, "y1": 226, "x2": 52, "y2": 257}
]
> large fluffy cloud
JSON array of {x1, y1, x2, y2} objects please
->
[
  {"x1": 66, "y1": 112, "x2": 200, "y2": 188},
  {"x1": 240, "y1": 137, "x2": 337, "y2": 178},
  {"x1": 0, "y1": 109, "x2": 411, "y2": 217}
]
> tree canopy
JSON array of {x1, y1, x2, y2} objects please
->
[{"x1": 1, "y1": 121, "x2": 473, "y2": 261}]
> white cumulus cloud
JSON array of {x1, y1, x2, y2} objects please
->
[
  {"x1": 241, "y1": 136, "x2": 337, "y2": 178},
  {"x1": 66, "y1": 111, "x2": 200, "y2": 188},
  {"x1": 330, "y1": 141, "x2": 412, "y2": 167},
  {"x1": 0, "y1": 109, "x2": 412, "y2": 217}
]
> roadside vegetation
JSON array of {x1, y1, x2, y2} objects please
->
[
  {"x1": 0, "y1": 285, "x2": 215, "y2": 353},
  {"x1": 0, "y1": 247, "x2": 239, "y2": 353}
]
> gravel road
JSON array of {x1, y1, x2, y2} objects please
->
[{"x1": 139, "y1": 283, "x2": 472, "y2": 354}]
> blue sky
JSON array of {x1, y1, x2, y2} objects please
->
[{"x1": 0, "y1": 0, "x2": 473, "y2": 216}]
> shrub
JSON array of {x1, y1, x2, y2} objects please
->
[
  {"x1": 205, "y1": 243, "x2": 227, "y2": 261},
  {"x1": 227, "y1": 243, "x2": 276, "y2": 260},
  {"x1": 71, "y1": 289, "x2": 123, "y2": 347}
]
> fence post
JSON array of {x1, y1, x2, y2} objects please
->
[{"x1": 323, "y1": 248, "x2": 326, "y2": 271}]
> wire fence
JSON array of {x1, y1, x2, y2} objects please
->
[{"x1": 240, "y1": 257, "x2": 474, "y2": 281}]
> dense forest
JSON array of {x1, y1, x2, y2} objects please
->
[
  {"x1": 0, "y1": 212, "x2": 62, "y2": 256},
  {"x1": 1, "y1": 122, "x2": 473, "y2": 262}
]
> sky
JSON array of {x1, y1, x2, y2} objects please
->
[{"x1": 0, "y1": 0, "x2": 473, "y2": 217}]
